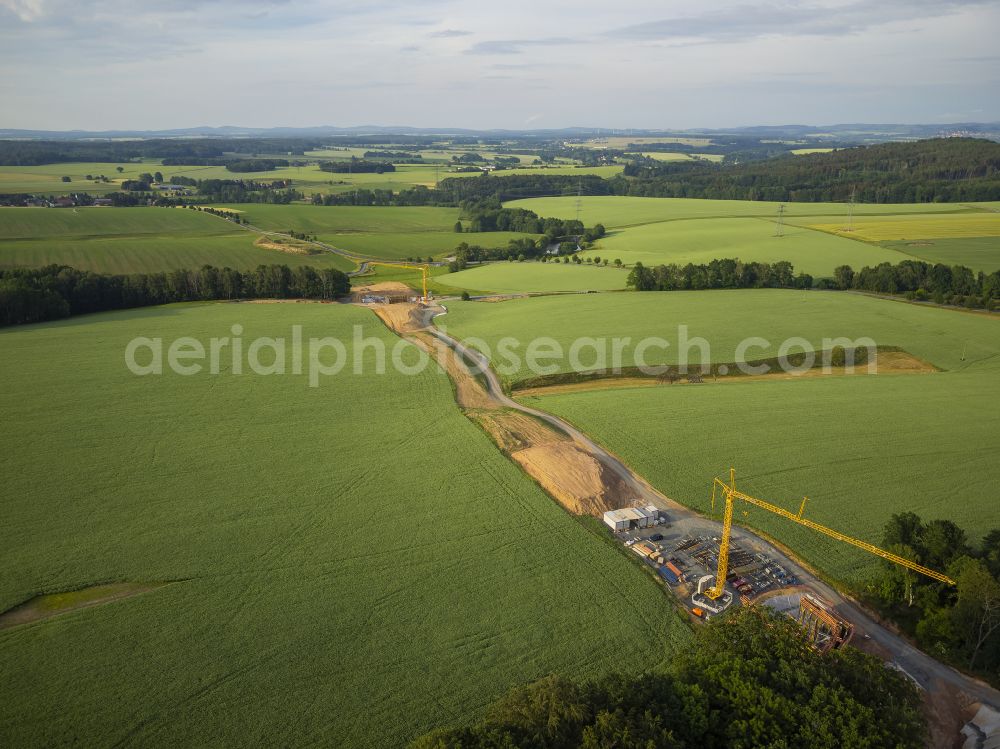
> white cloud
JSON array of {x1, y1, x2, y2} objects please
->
[
  {"x1": 0, "y1": 0, "x2": 48, "y2": 22},
  {"x1": 0, "y1": 0, "x2": 997, "y2": 129}
]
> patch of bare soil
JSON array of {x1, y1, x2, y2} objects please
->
[
  {"x1": 254, "y1": 235, "x2": 320, "y2": 256},
  {"x1": 516, "y1": 378, "x2": 662, "y2": 397},
  {"x1": 353, "y1": 281, "x2": 412, "y2": 294},
  {"x1": 923, "y1": 682, "x2": 976, "y2": 749},
  {"x1": 511, "y1": 441, "x2": 639, "y2": 516},
  {"x1": 0, "y1": 582, "x2": 166, "y2": 630},
  {"x1": 468, "y1": 409, "x2": 561, "y2": 451},
  {"x1": 371, "y1": 302, "x2": 426, "y2": 334}
]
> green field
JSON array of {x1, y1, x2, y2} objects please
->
[
  {"x1": 0, "y1": 303, "x2": 688, "y2": 746},
  {"x1": 503, "y1": 197, "x2": 998, "y2": 278},
  {"x1": 0, "y1": 159, "x2": 623, "y2": 198},
  {"x1": 441, "y1": 289, "x2": 1000, "y2": 586},
  {"x1": 0, "y1": 206, "x2": 355, "y2": 274},
  {"x1": 442, "y1": 262, "x2": 630, "y2": 294},
  {"x1": 220, "y1": 204, "x2": 537, "y2": 261},
  {"x1": 883, "y1": 237, "x2": 1000, "y2": 271},
  {"x1": 505, "y1": 196, "x2": 974, "y2": 229},
  {"x1": 593, "y1": 217, "x2": 905, "y2": 278},
  {"x1": 440, "y1": 289, "x2": 1000, "y2": 381}
]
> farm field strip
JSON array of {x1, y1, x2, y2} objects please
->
[
  {"x1": 588, "y1": 216, "x2": 905, "y2": 278},
  {"x1": 0, "y1": 206, "x2": 356, "y2": 273},
  {"x1": 506, "y1": 196, "x2": 985, "y2": 230},
  {"x1": 441, "y1": 262, "x2": 630, "y2": 294},
  {"x1": 807, "y1": 213, "x2": 1000, "y2": 241}
]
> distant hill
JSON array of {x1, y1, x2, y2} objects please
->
[{"x1": 620, "y1": 138, "x2": 1000, "y2": 202}]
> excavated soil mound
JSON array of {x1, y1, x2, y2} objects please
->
[
  {"x1": 353, "y1": 281, "x2": 412, "y2": 294},
  {"x1": 371, "y1": 302, "x2": 426, "y2": 334},
  {"x1": 512, "y1": 441, "x2": 639, "y2": 516}
]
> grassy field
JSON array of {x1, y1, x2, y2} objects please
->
[
  {"x1": 506, "y1": 196, "x2": 972, "y2": 229},
  {"x1": 442, "y1": 262, "x2": 630, "y2": 294},
  {"x1": 0, "y1": 159, "x2": 623, "y2": 197},
  {"x1": 0, "y1": 206, "x2": 356, "y2": 273},
  {"x1": 808, "y1": 213, "x2": 1000, "y2": 242},
  {"x1": 593, "y1": 217, "x2": 905, "y2": 278},
  {"x1": 219, "y1": 204, "x2": 537, "y2": 261},
  {"x1": 504, "y1": 197, "x2": 998, "y2": 278},
  {"x1": 0, "y1": 302, "x2": 688, "y2": 747},
  {"x1": 440, "y1": 289, "x2": 1000, "y2": 586},
  {"x1": 440, "y1": 289, "x2": 1000, "y2": 381},
  {"x1": 576, "y1": 137, "x2": 714, "y2": 148},
  {"x1": 883, "y1": 237, "x2": 1000, "y2": 271}
]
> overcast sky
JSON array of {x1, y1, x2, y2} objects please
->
[{"x1": 1, "y1": 0, "x2": 998, "y2": 131}]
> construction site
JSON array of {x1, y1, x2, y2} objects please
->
[{"x1": 609, "y1": 469, "x2": 954, "y2": 654}]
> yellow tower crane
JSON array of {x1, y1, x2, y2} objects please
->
[
  {"x1": 703, "y1": 468, "x2": 955, "y2": 601},
  {"x1": 364, "y1": 262, "x2": 431, "y2": 302}
]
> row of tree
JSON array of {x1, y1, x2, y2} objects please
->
[
  {"x1": 627, "y1": 259, "x2": 813, "y2": 291},
  {"x1": 412, "y1": 606, "x2": 924, "y2": 749},
  {"x1": 318, "y1": 159, "x2": 396, "y2": 174},
  {"x1": 876, "y1": 512, "x2": 1000, "y2": 673},
  {"x1": 0, "y1": 264, "x2": 351, "y2": 327},
  {"x1": 224, "y1": 159, "x2": 290, "y2": 172},
  {"x1": 832, "y1": 260, "x2": 1000, "y2": 309},
  {"x1": 0, "y1": 138, "x2": 320, "y2": 166}
]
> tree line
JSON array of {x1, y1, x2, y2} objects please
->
[
  {"x1": 0, "y1": 138, "x2": 321, "y2": 166},
  {"x1": 627, "y1": 258, "x2": 813, "y2": 291},
  {"x1": 411, "y1": 606, "x2": 924, "y2": 749},
  {"x1": 875, "y1": 512, "x2": 1000, "y2": 675},
  {"x1": 318, "y1": 159, "x2": 396, "y2": 174},
  {"x1": 224, "y1": 159, "x2": 290, "y2": 172},
  {"x1": 830, "y1": 260, "x2": 1000, "y2": 309},
  {"x1": 0, "y1": 264, "x2": 351, "y2": 327}
]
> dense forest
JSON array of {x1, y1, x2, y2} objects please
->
[
  {"x1": 411, "y1": 606, "x2": 924, "y2": 749},
  {"x1": 617, "y1": 138, "x2": 1000, "y2": 202},
  {"x1": 0, "y1": 264, "x2": 351, "y2": 326}
]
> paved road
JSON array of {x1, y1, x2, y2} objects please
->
[{"x1": 424, "y1": 303, "x2": 1000, "y2": 708}]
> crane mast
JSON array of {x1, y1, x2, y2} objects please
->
[{"x1": 703, "y1": 468, "x2": 955, "y2": 601}]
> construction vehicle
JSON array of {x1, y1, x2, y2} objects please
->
[
  {"x1": 695, "y1": 468, "x2": 955, "y2": 608},
  {"x1": 363, "y1": 262, "x2": 431, "y2": 302}
]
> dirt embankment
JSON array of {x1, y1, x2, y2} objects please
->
[
  {"x1": 514, "y1": 350, "x2": 938, "y2": 398},
  {"x1": 371, "y1": 303, "x2": 631, "y2": 516},
  {"x1": 254, "y1": 235, "x2": 322, "y2": 256}
]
